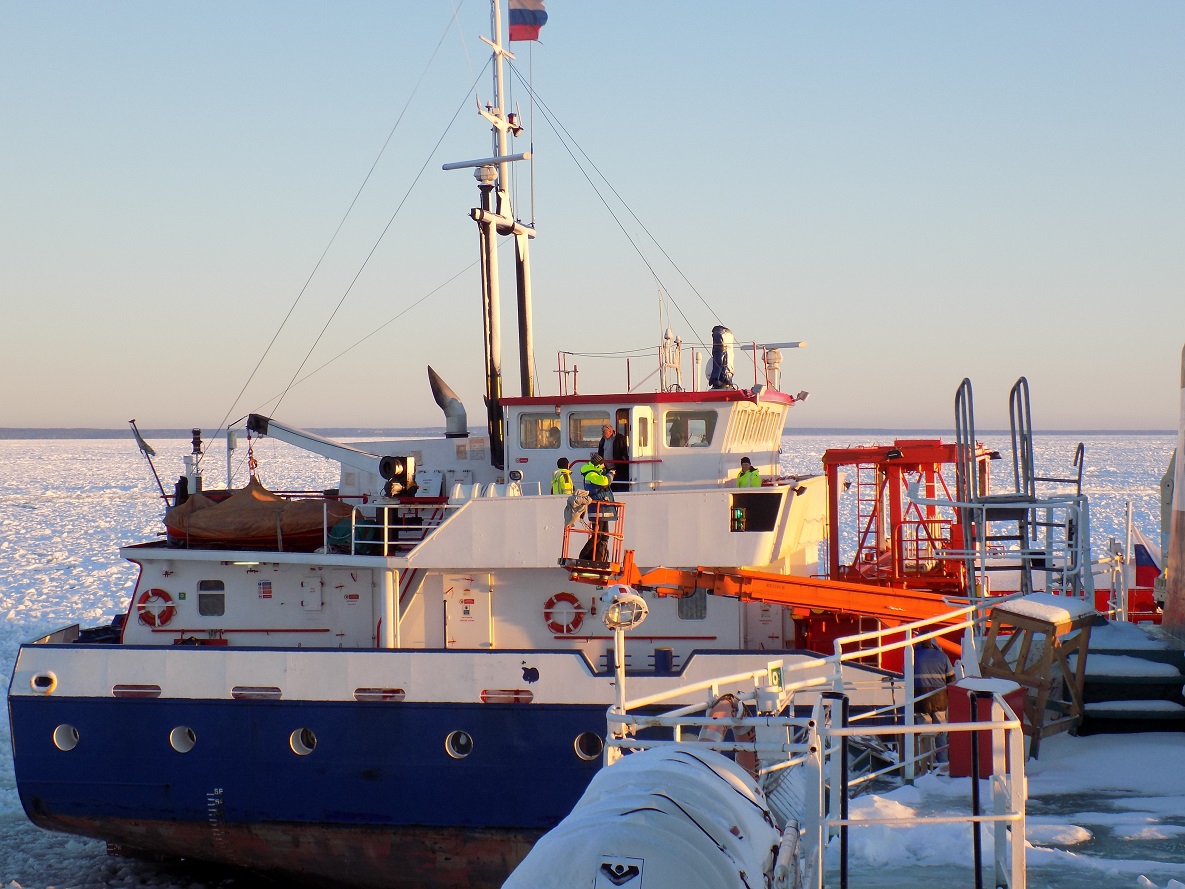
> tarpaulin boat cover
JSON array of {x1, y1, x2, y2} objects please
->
[{"x1": 164, "y1": 478, "x2": 355, "y2": 550}]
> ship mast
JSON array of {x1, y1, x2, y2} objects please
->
[{"x1": 443, "y1": 0, "x2": 537, "y2": 472}]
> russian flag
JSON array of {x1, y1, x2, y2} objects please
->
[
  {"x1": 1133, "y1": 526, "x2": 1163, "y2": 588},
  {"x1": 509, "y1": 0, "x2": 547, "y2": 41}
]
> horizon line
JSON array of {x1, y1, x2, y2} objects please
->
[{"x1": 0, "y1": 425, "x2": 1175, "y2": 440}]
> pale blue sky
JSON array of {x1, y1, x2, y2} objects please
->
[{"x1": 2, "y1": 2, "x2": 1182, "y2": 432}]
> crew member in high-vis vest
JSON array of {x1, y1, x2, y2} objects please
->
[
  {"x1": 578, "y1": 455, "x2": 614, "y2": 561},
  {"x1": 581, "y1": 454, "x2": 613, "y2": 495},
  {"x1": 736, "y1": 456, "x2": 761, "y2": 487},
  {"x1": 551, "y1": 458, "x2": 574, "y2": 495}
]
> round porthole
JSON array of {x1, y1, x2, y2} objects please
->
[
  {"x1": 445, "y1": 730, "x2": 474, "y2": 759},
  {"x1": 169, "y1": 726, "x2": 197, "y2": 753},
  {"x1": 32, "y1": 672, "x2": 58, "y2": 694},
  {"x1": 290, "y1": 728, "x2": 317, "y2": 756},
  {"x1": 574, "y1": 732, "x2": 604, "y2": 762},
  {"x1": 52, "y1": 724, "x2": 79, "y2": 751}
]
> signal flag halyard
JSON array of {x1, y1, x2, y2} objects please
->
[{"x1": 509, "y1": 0, "x2": 547, "y2": 41}]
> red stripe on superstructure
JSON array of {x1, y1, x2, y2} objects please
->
[
  {"x1": 151, "y1": 627, "x2": 332, "y2": 634},
  {"x1": 499, "y1": 389, "x2": 796, "y2": 407},
  {"x1": 555, "y1": 635, "x2": 719, "y2": 641}
]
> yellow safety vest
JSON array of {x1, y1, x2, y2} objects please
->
[
  {"x1": 581, "y1": 463, "x2": 612, "y2": 490},
  {"x1": 551, "y1": 468, "x2": 573, "y2": 495},
  {"x1": 737, "y1": 468, "x2": 761, "y2": 487}
]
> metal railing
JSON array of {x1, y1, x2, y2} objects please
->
[
  {"x1": 907, "y1": 478, "x2": 1094, "y2": 599},
  {"x1": 605, "y1": 602, "x2": 1028, "y2": 888},
  {"x1": 346, "y1": 503, "x2": 457, "y2": 557}
]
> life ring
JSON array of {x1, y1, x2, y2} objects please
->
[
  {"x1": 136, "y1": 588, "x2": 176, "y2": 628},
  {"x1": 543, "y1": 592, "x2": 584, "y2": 635}
]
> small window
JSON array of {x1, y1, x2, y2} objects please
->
[
  {"x1": 170, "y1": 726, "x2": 197, "y2": 753},
  {"x1": 678, "y1": 587, "x2": 708, "y2": 620},
  {"x1": 290, "y1": 728, "x2": 317, "y2": 756},
  {"x1": 198, "y1": 580, "x2": 225, "y2": 617},
  {"x1": 638, "y1": 417, "x2": 649, "y2": 449},
  {"x1": 665, "y1": 410, "x2": 718, "y2": 448},
  {"x1": 574, "y1": 732, "x2": 604, "y2": 761},
  {"x1": 518, "y1": 413, "x2": 562, "y2": 449},
  {"x1": 569, "y1": 411, "x2": 611, "y2": 449},
  {"x1": 445, "y1": 730, "x2": 474, "y2": 759}
]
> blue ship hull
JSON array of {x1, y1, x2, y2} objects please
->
[{"x1": 10, "y1": 694, "x2": 605, "y2": 887}]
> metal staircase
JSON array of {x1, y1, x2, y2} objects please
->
[{"x1": 954, "y1": 377, "x2": 1093, "y2": 600}]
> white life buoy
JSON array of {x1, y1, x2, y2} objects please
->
[
  {"x1": 136, "y1": 588, "x2": 176, "y2": 628},
  {"x1": 543, "y1": 592, "x2": 585, "y2": 635}
]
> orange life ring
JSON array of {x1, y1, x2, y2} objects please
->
[
  {"x1": 136, "y1": 588, "x2": 176, "y2": 628},
  {"x1": 543, "y1": 592, "x2": 584, "y2": 635}
]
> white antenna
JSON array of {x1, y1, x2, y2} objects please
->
[{"x1": 659, "y1": 328, "x2": 684, "y2": 392}]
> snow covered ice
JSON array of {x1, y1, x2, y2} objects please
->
[{"x1": 2, "y1": 432, "x2": 1181, "y2": 888}]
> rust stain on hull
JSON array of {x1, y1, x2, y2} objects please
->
[{"x1": 40, "y1": 814, "x2": 542, "y2": 888}]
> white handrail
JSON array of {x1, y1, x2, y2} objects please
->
[{"x1": 607, "y1": 601, "x2": 1030, "y2": 887}]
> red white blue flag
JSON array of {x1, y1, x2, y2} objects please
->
[
  {"x1": 509, "y1": 0, "x2": 547, "y2": 41},
  {"x1": 1133, "y1": 526, "x2": 1163, "y2": 588}
]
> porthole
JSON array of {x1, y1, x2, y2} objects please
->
[
  {"x1": 445, "y1": 730, "x2": 474, "y2": 759},
  {"x1": 53, "y1": 724, "x2": 79, "y2": 751},
  {"x1": 31, "y1": 672, "x2": 58, "y2": 694},
  {"x1": 169, "y1": 726, "x2": 197, "y2": 753},
  {"x1": 574, "y1": 732, "x2": 604, "y2": 762},
  {"x1": 290, "y1": 728, "x2": 317, "y2": 756}
]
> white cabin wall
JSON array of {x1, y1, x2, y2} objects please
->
[
  {"x1": 338, "y1": 436, "x2": 501, "y2": 507},
  {"x1": 122, "y1": 558, "x2": 377, "y2": 649},
  {"x1": 395, "y1": 572, "x2": 445, "y2": 649},
  {"x1": 767, "y1": 476, "x2": 828, "y2": 574},
  {"x1": 413, "y1": 492, "x2": 786, "y2": 572},
  {"x1": 478, "y1": 568, "x2": 745, "y2": 670}
]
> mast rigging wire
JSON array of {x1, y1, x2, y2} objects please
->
[
  {"x1": 205, "y1": 10, "x2": 475, "y2": 453},
  {"x1": 269, "y1": 70, "x2": 486, "y2": 419},
  {"x1": 250, "y1": 260, "x2": 478, "y2": 416},
  {"x1": 507, "y1": 65, "x2": 724, "y2": 331}
]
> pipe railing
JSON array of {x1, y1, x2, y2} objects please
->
[
  {"x1": 606, "y1": 600, "x2": 1030, "y2": 888},
  {"x1": 347, "y1": 504, "x2": 458, "y2": 557}
]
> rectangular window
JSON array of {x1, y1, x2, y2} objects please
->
[
  {"x1": 665, "y1": 410, "x2": 718, "y2": 448},
  {"x1": 677, "y1": 587, "x2": 707, "y2": 620},
  {"x1": 198, "y1": 579, "x2": 226, "y2": 617},
  {"x1": 518, "y1": 413, "x2": 562, "y2": 449},
  {"x1": 569, "y1": 411, "x2": 612, "y2": 448},
  {"x1": 638, "y1": 417, "x2": 649, "y2": 448}
]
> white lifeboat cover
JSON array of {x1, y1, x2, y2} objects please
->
[{"x1": 503, "y1": 744, "x2": 780, "y2": 889}]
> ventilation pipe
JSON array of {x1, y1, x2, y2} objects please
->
[{"x1": 428, "y1": 366, "x2": 469, "y2": 438}]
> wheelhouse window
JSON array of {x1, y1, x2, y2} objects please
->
[
  {"x1": 518, "y1": 413, "x2": 562, "y2": 449},
  {"x1": 198, "y1": 580, "x2": 226, "y2": 617},
  {"x1": 569, "y1": 411, "x2": 611, "y2": 449},
  {"x1": 665, "y1": 410, "x2": 718, "y2": 448}
]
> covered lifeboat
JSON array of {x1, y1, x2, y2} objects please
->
[{"x1": 163, "y1": 477, "x2": 355, "y2": 551}]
